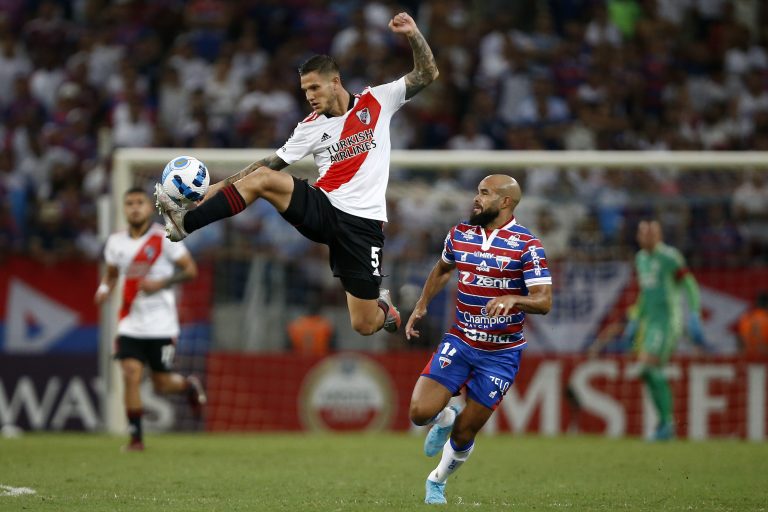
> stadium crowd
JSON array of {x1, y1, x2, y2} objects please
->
[{"x1": 1, "y1": 0, "x2": 767, "y2": 275}]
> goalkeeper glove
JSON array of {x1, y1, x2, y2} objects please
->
[
  {"x1": 620, "y1": 318, "x2": 638, "y2": 348},
  {"x1": 687, "y1": 313, "x2": 707, "y2": 349}
]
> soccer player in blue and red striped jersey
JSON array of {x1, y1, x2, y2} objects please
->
[{"x1": 405, "y1": 175, "x2": 553, "y2": 504}]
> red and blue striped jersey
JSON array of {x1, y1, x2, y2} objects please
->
[{"x1": 442, "y1": 217, "x2": 551, "y2": 351}]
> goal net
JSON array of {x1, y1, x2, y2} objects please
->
[{"x1": 105, "y1": 148, "x2": 768, "y2": 440}]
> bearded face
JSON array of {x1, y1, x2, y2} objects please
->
[{"x1": 469, "y1": 203, "x2": 500, "y2": 227}]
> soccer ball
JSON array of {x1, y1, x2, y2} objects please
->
[{"x1": 161, "y1": 155, "x2": 210, "y2": 206}]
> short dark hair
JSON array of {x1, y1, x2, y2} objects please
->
[
  {"x1": 298, "y1": 55, "x2": 339, "y2": 76},
  {"x1": 124, "y1": 186, "x2": 149, "y2": 198}
]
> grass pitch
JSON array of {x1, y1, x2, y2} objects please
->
[{"x1": 0, "y1": 433, "x2": 766, "y2": 511}]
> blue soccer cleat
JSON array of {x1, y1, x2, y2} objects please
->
[
  {"x1": 653, "y1": 422, "x2": 675, "y2": 441},
  {"x1": 424, "y1": 405, "x2": 462, "y2": 457},
  {"x1": 425, "y1": 479, "x2": 447, "y2": 505}
]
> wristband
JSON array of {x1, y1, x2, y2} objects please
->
[{"x1": 97, "y1": 283, "x2": 109, "y2": 295}]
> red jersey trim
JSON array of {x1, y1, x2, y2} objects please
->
[
  {"x1": 315, "y1": 93, "x2": 382, "y2": 193},
  {"x1": 301, "y1": 112, "x2": 319, "y2": 123},
  {"x1": 120, "y1": 233, "x2": 164, "y2": 320}
]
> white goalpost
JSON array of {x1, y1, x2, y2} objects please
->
[{"x1": 101, "y1": 149, "x2": 768, "y2": 436}]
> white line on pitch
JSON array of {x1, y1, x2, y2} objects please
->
[{"x1": 0, "y1": 485, "x2": 37, "y2": 497}]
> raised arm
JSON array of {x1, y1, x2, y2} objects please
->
[
  {"x1": 405, "y1": 258, "x2": 455, "y2": 340},
  {"x1": 389, "y1": 12, "x2": 439, "y2": 100}
]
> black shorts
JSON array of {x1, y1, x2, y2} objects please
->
[
  {"x1": 280, "y1": 177, "x2": 384, "y2": 300},
  {"x1": 114, "y1": 336, "x2": 176, "y2": 373}
]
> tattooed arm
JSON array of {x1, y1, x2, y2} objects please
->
[
  {"x1": 202, "y1": 154, "x2": 289, "y2": 201},
  {"x1": 388, "y1": 12, "x2": 439, "y2": 99},
  {"x1": 221, "y1": 154, "x2": 289, "y2": 187}
]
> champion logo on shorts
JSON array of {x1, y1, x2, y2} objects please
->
[
  {"x1": 439, "y1": 356, "x2": 452, "y2": 368},
  {"x1": 320, "y1": 132, "x2": 331, "y2": 141}
]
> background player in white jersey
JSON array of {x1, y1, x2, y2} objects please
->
[
  {"x1": 155, "y1": 12, "x2": 438, "y2": 337},
  {"x1": 405, "y1": 175, "x2": 553, "y2": 504},
  {"x1": 95, "y1": 187, "x2": 206, "y2": 452}
]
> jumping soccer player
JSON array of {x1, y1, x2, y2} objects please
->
[
  {"x1": 589, "y1": 219, "x2": 704, "y2": 440},
  {"x1": 95, "y1": 187, "x2": 206, "y2": 451},
  {"x1": 405, "y1": 175, "x2": 553, "y2": 504},
  {"x1": 155, "y1": 12, "x2": 438, "y2": 336}
]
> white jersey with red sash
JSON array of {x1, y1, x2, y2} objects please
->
[
  {"x1": 104, "y1": 223, "x2": 189, "y2": 338},
  {"x1": 278, "y1": 77, "x2": 409, "y2": 222},
  {"x1": 442, "y1": 217, "x2": 552, "y2": 351}
]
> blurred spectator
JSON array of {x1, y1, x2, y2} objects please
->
[
  {"x1": 236, "y1": 68, "x2": 299, "y2": 139},
  {"x1": 231, "y1": 21, "x2": 269, "y2": 81},
  {"x1": 330, "y1": 7, "x2": 387, "y2": 59},
  {"x1": 731, "y1": 171, "x2": 768, "y2": 260},
  {"x1": 0, "y1": 32, "x2": 31, "y2": 108},
  {"x1": 530, "y1": 207, "x2": 571, "y2": 262},
  {"x1": 27, "y1": 200, "x2": 78, "y2": 265},
  {"x1": 204, "y1": 53, "x2": 244, "y2": 129},
  {"x1": 512, "y1": 74, "x2": 571, "y2": 148},
  {"x1": 737, "y1": 291, "x2": 768, "y2": 356},
  {"x1": 110, "y1": 89, "x2": 154, "y2": 148},
  {"x1": 690, "y1": 202, "x2": 745, "y2": 267},
  {"x1": 585, "y1": 2, "x2": 623, "y2": 48},
  {"x1": 158, "y1": 66, "x2": 190, "y2": 139},
  {"x1": 446, "y1": 116, "x2": 494, "y2": 186},
  {"x1": 736, "y1": 68, "x2": 768, "y2": 122},
  {"x1": 287, "y1": 298, "x2": 335, "y2": 356},
  {"x1": 0, "y1": 0, "x2": 764, "y2": 277},
  {"x1": 607, "y1": 0, "x2": 643, "y2": 39}
]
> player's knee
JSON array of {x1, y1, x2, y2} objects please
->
[
  {"x1": 121, "y1": 366, "x2": 141, "y2": 385},
  {"x1": 242, "y1": 167, "x2": 277, "y2": 194},
  {"x1": 350, "y1": 316, "x2": 378, "y2": 336},
  {"x1": 408, "y1": 402, "x2": 436, "y2": 426}
]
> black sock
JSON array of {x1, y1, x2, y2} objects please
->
[
  {"x1": 183, "y1": 185, "x2": 247, "y2": 233},
  {"x1": 127, "y1": 408, "x2": 143, "y2": 442}
]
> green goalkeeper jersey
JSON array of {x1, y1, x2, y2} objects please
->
[{"x1": 635, "y1": 242, "x2": 687, "y2": 325}]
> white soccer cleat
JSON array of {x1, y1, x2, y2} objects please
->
[
  {"x1": 154, "y1": 183, "x2": 188, "y2": 242},
  {"x1": 378, "y1": 288, "x2": 401, "y2": 333}
]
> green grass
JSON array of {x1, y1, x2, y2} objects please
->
[{"x1": 1, "y1": 433, "x2": 766, "y2": 511}]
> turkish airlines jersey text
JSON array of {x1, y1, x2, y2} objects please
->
[
  {"x1": 278, "y1": 78, "x2": 408, "y2": 222},
  {"x1": 442, "y1": 218, "x2": 552, "y2": 351},
  {"x1": 104, "y1": 223, "x2": 189, "y2": 338}
]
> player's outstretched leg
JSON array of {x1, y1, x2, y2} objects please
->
[
  {"x1": 424, "y1": 404, "x2": 462, "y2": 457},
  {"x1": 378, "y1": 289, "x2": 401, "y2": 332}
]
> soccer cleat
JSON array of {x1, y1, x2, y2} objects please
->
[
  {"x1": 121, "y1": 439, "x2": 145, "y2": 452},
  {"x1": 653, "y1": 422, "x2": 675, "y2": 441},
  {"x1": 186, "y1": 375, "x2": 207, "y2": 419},
  {"x1": 378, "y1": 289, "x2": 401, "y2": 333},
  {"x1": 154, "y1": 183, "x2": 188, "y2": 241},
  {"x1": 424, "y1": 404, "x2": 462, "y2": 457},
  {"x1": 424, "y1": 479, "x2": 447, "y2": 505}
]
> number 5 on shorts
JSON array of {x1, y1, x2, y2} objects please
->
[{"x1": 371, "y1": 247, "x2": 381, "y2": 271}]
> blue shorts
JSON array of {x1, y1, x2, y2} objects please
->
[{"x1": 421, "y1": 334, "x2": 523, "y2": 410}]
